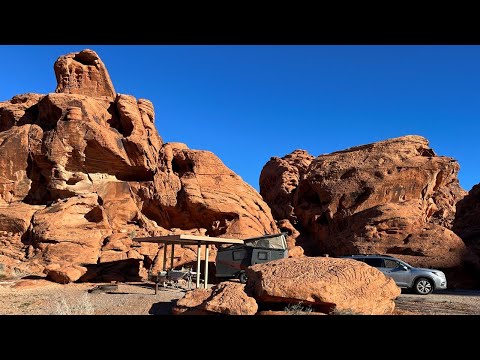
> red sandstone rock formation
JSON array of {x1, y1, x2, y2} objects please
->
[
  {"x1": 0, "y1": 49, "x2": 278, "y2": 283},
  {"x1": 246, "y1": 256, "x2": 400, "y2": 315},
  {"x1": 260, "y1": 136, "x2": 468, "y2": 270},
  {"x1": 260, "y1": 150, "x2": 314, "y2": 224}
]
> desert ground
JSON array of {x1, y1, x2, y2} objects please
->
[
  {"x1": 394, "y1": 289, "x2": 480, "y2": 315},
  {"x1": 0, "y1": 278, "x2": 478, "y2": 315}
]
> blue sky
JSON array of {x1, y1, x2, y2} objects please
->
[{"x1": 1, "y1": 45, "x2": 479, "y2": 191}]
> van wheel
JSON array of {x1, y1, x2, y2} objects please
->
[
  {"x1": 239, "y1": 272, "x2": 248, "y2": 284},
  {"x1": 414, "y1": 278, "x2": 433, "y2": 295}
]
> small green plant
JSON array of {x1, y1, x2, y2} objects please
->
[
  {"x1": 284, "y1": 302, "x2": 313, "y2": 315},
  {"x1": 129, "y1": 230, "x2": 137, "y2": 238}
]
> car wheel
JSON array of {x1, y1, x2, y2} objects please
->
[
  {"x1": 239, "y1": 272, "x2": 248, "y2": 284},
  {"x1": 414, "y1": 277, "x2": 433, "y2": 295}
]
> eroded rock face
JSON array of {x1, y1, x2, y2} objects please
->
[
  {"x1": 0, "y1": 94, "x2": 43, "y2": 132},
  {"x1": 140, "y1": 142, "x2": 277, "y2": 239},
  {"x1": 54, "y1": 49, "x2": 116, "y2": 99},
  {"x1": 172, "y1": 282, "x2": 258, "y2": 315},
  {"x1": 32, "y1": 195, "x2": 112, "y2": 265},
  {"x1": 246, "y1": 257, "x2": 400, "y2": 315},
  {"x1": 260, "y1": 150, "x2": 314, "y2": 223},
  {"x1": 0, "y1": 49, "x2": 278, "y2": 283},
  {"x1": 454, "y1": 184, "x2": 480, "y2": 246},
  {"x1": 260, "y1": 136, "x2": 468, "y2": 270},
  {"x1": 0, "y1": 202, "x2": 45, "y2": 278}
]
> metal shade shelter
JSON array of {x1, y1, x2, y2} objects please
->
[{"x1": 133, "y1": 234, "x2": 244, "y2": 289}]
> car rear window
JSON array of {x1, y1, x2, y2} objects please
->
[{"x1": 362, "y1": 258, "x2": 383, "y2": 267}]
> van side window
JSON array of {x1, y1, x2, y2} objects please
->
[
  {"x1": 257, "y1": 251, "x2": 268, "y2": 260},
  {"x1": 233, "y1": 250, "x2": 247, "y2": 261}
]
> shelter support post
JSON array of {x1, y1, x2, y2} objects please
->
[
  {"x1": 162, "y1": 243, "x2": 168, "y2": 271},
  {"x1": 170, "y1": 244, "x2": 175, "y2": 270},
  {"x1": 204, "y1": 245, "x2": 209, "y2": 289},
  {"x1": 196, "y1": 243, "x2": 202, "y2": 289}
]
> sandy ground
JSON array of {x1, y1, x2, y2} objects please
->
[
  {"x1": 1, "y1": 279, "x2": 479, "y2": 315},
  {"x1": 394, "y1": 289, "x2": 480, "y2": 315},
  {"x1": 0, "y1": 279, "x2": 185, "y2": 315}
]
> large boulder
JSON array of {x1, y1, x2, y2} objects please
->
[
  {"x1": 246, "y1": 257, "x2": 401, "y2": 315},
  {"x1": 260, "y1": 136, "x2": 468, "y2": 271},
  {"x1": 172, "y1": 288, "x2": 212, "y2": 315},
  {"x1": 44, "y1": 263, "x2": 87, "y2": 284},
  {"x1": 0, "y1": 49, "x2": 279, "y2": 283},
  {"x1": 172, "y1": 282, "x2": 258, "y2": 315}
]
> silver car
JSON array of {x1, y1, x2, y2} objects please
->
[{"x1": 341, "y1": 255, "x2": 447, "y2": 295}]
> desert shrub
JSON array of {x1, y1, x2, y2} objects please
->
[{"x1": 284, "y1": 302, "x2": 313, "y2": 315}]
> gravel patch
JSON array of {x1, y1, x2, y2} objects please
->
[{"x1": 394, "y1": 289, "x2": 480, "y2": 315}]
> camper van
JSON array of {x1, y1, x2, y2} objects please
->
[{"x1": 215, "y1": 233, "x2": 288, "y2": 283}]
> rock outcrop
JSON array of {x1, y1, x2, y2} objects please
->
[
  {"x1": 259, "y1": 150, "x2": 314, "y2": 255},
  {"x1": 260, "y1": 136, "x2": 468, "y2": 270},
  {"x1": 0, "y1": 49, "x2": 278, "y2": 283},
  {"x1": 453, "y1": 184, "x2": 480, "y2": 283},
  {"x1": 260, "y1": 150, "x2": 314, "y2": 223},
  {"x1": 246, "y1": 256, "x2": 400, "y2": 315},
  {"x1": 172, "y1": 282, "x2": 258, "y2": 315},
  {"x1": 54, "y1": 49, "x2": 116, "y2": 99},
  {"x1": 454, "y1": 184, "x2": 480, "y2": 246}
]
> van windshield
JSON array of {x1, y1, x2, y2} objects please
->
[{"x1": 243, "y1": 234, "x2": 287, "y2": 250}]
